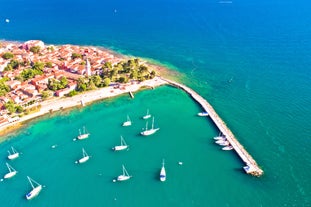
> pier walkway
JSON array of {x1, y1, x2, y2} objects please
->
[{"x1": 162, "y1": 77, "x2": 263, "y2": 176}]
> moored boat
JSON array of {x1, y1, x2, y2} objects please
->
[
  {"x1": 117, "y1": 165, "x2": 131, "y2": 181},
  {"x1": 141, "y1": 117, "x2": 160, "y2": 136},
  {"x1": 25, "y1": 176, "x2": 42, "y2": 200},
  {"x1": 222, "y1": 145, "x2": 233, "y2": 150},
  {"x1": 78, "y1": 148, "x2": 90, "y2": 163},
  {"x1": 4, "y1": 163, "x2": 17, "y2": 179},
  {"x1": 113, "y1": 136, "x2": 129, "y2": 151},
  {"x1": 160, "y1": 159, "x2": 166, "y2": 182},
  {"x1": 216, "y1": 140, "x2": 230, "y2": 146},
  {"x1": 143, "y1": 109, "x2": 151, "y2": 119},
  {"x1": 77, "y1": 126, "x2": 90, "y2": 140},
  {"x1": 122, "y1": 115, "x2": 132, "y2": 126},
  {"x1": 7, "y1": 147, "x2": 19, "y2": 160},
  {"x1": 197, "y1": 112, "x2": 209, "y2": 116}
]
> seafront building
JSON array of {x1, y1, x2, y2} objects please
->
[{"x1": 0, "y1": 40, "x2": 122, "y2": 126}]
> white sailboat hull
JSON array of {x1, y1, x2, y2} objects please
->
[
  {"x1": 77, "y1": 133, "x2": 90, "y2": 140},
  {"x1": 4, "y1": 171, "x2": 17, "y2": 179},
  {"x1": 141, "y1": 128, "x2": 160, "y2": 136},
  {"x1": 79, "y1": 156, "x2": 89, "y2": 163},
  {"x1": 222, "y1": 146, "x2": 233, "y2": 150},
  {"x1": 122, "y1": 121, "x2": 131, "y2": 126},
  {"x1": 143, "y1": 114, "x2": 151, "y2": 119},
  {"x1": 117, "y1": 175, "x2": 131, "y2": 181},
  {"x1": 215, "y1": 139, "x2": 227, "y2": 144},
  {"x1": 160, "y1": 167, "x2": 166, "y2": 182},
  {"x1": 217, "y1": 141, "x2": 230, "y2": 146},
  {"x1": 8, "y1": 153, "x2": 19, "y2": 160},
  {"x1": 114, "y1": 145, "x2": 128, "y2": 151},
  {"x1": 198, "y1": 112, "x2": 209, "y2": 116},
  {"x1": 26, "y1": 185, "x2": 42, "y2": 200},
  {"x1": 213, "y1": 136, "x2": 225, "y2": 140}
]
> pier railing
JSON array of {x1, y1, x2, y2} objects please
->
[{"x1": 161, "y1": 77, "x2": 263, "y2": 177}]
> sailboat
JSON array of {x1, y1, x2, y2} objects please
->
[
  {"x1": 141, "y1": 117, "x2": 160, "y2": 136},
  {"x1": 213, "y1": 133, "x2": 225, "y2": 140},
  {"x1": 25, "y1": 176, "x2": 42, "y2": 200},
  {"x1": 122, "y1": 115, "x2": 132, "y2": 126},
  {"x1": 117, "y1": 165, "x2": 132, "y2": 181},
  {"x1": 78, "y1": 148, "x2": 90, "y2": 163},
  {"x1": 197, "y1": 111, "x2": 209, "y2": 116},
  {"x1": 143, "y1": 109, "x2": 151, "y2": 119},
  {"x1": 77, "y1": 126, "x2": 90, "y2": 140},
  {"x1": 160, "y1": 159, "x2": 166, "y2": 182},
  {"x1": 7, "y1": 146, "x2": 19, "y2": 160},
  {"x1": 222, "y1": 145, "x2": 233, "y2": 150},
  {"x1": 4, "y1": 163, "x2": 17, "y2": 179},
  {"x1": 113, "y1": 136, "x2": 129, "y2": 151}
]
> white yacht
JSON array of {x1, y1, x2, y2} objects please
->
[
  {"x1": 217, "y1": 141, "x2": 230, "y2": 146},
  {"x1": 113, "y1": 136, "x2": 129, "y2": 151},
  {"x1": 117, "y1": 165, "x2": 132, "y2": 181},
  {"x1": 77, "y1": 126, "x2": 90, "y2": 140},
  {"x1": 78, "y1": 148, "x2": 90, "y2": 163},
  {"x1": 7, "y1": 146, "x2": 19, "y2": 160},
  {"x1": 143, "y1": 109, "x2": 151, "y2": 119},
  {"x1": 122, "y1": 115, "x2": 132, "y2": 126},
  {"x1": 197, "y1": 112, "x2": 208, "y2": 116},
  {"x1": 4, "y1": 163, "x2": 17, "y2": 179},
  {"x1": 222, "y1": 145, "x2": 233, "y2": 151},
  {"x1": 25, "y1": 176, "x2": 42, "y2": 200},
  {"x1": 141, "y1": 117, "x2": 160, "y2": 136},
  {"x1": 160, "y1": 159, "x2": 166, "y2": 182},
  {"x1": 213, "y1": 134, "x2": 226, "y2": 140}
]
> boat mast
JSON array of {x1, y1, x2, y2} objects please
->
[
  {"x1": 122, "y1": 165, "x2": 129, "y2": 176},
  {"x1": 121, "y1": 136, "x2": 126, "y2": 146},
  {"x1": 27, "y1": 176, "x2": 35, "y2": 189},
  {"x1": 152, "y1": 117, "x2": 155, "y2": 129},
  {"x1": 6, "y1": 163, "x2": 12, "y2": 172}
]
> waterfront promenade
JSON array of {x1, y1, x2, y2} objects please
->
[{"x1": 162, "y1": 77, "x2": 263, "y2": 177}]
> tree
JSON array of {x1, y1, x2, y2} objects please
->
[
  {"x1": 71, "y1": 53, "x2": 82, "y2": 60},
  {"x1": 10, "y1": 60, "x2": 20, "y2": 69},
  {"x1": 77, "y1": 77, "x2": 87, "y2": 92},
  {"x1": 4, "y1": 101, "x2": 16, "y2": 114},
  {"x1": 32, "y1": 62, "x2": 45, "y2": 71},
  {"x1": 130, "y1": 69, "x2": 138, "y2": 79},
  {"x1": 4, "y1": 64, "x2": 13, "y2": 71},
  {"x1": 30, "y1": 46, "x2": 41, "y2": 54},
  {"x1": 104, "y1": 61, "x2": 112, "y2": 70},
  {"x1": 46, "y1": 46, "x2": 55, "y2": 52},
  {"x1": 103, "y1": 77, "x2": 111, "y2": 87},
  {"x1": 2, "y1": 52, "x2": 14, "y2": 60},
  {"x1": 60, "y1": 76, "x2": 68, "y2": 88},
  {"x1": 118, "y1": 76, "x2": 128, "y2": 83},
  {"x1": 88, "y1": 80, "x2": 96, "y2": 90},
  {"x1": 0, "y1": 79, "x2": 10, "y2": 96},
  {"x1": 138, "y1": 65, "x2": 149, "y2": 74},
  {"x1": 66, "y1": 90, "x2": 78, "y2": 97},
  {"x1": 91, "y1": 75, "x2": 102, "y2": 87},
  {"x1": 45, "y1": 62, "x2": 53, "y2": 68},
  {"x1": 41, "y1": 91, "x2": 51, "y2": 100},
  {"x1": 48, "y1": 78, "x2": 67, "y2": 91},
  {"x1": 16, "y1": 105, "x2": 23, "y2": 113},
  {"x1": 150, "y1": 70, "x2": 156, "y2": 79}
]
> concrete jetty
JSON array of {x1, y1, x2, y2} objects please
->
[{"x1": 162, "y1": 77, "x2": 263, "y2": 177}]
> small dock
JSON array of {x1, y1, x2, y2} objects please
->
[
  {"x1": 162, "y1": 77, "x2": 263, "y2": 177},
  {"x1": 129, "y1": 91, "x2": 134, "y2": 99}
]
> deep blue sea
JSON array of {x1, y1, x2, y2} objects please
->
[{"x1": 0, "y1": 0, "x2": 310, "y2": 206}]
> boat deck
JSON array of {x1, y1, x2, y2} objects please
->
[{"x1": 161, "y1": 77, "x2": 263, "y2": 177}]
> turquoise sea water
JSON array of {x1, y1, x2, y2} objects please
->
[{"x1": 0, "y1": 0, "x2": 310, "y2": 206}]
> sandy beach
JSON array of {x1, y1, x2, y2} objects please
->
[{"x1": 0, "y1": 77, "x2": 168, "y2": 136}]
